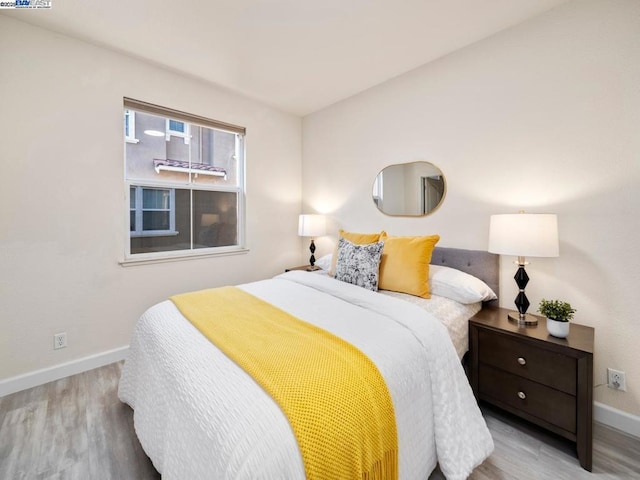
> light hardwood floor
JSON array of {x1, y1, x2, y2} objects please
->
[{"x1": 1, "y1": 362, "x2": 638, "y2": 479}]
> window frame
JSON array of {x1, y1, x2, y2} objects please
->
[{"x1": 122, "y1": 98, "x2": 247, "y2": 265}]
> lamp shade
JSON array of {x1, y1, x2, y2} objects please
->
[
  {"x1": 298, "y1": 214, "x2": 326, "y2": 237},
  {"x1": 488, "y1": 213, "x2": 559, "y2": 257},
  {"x1": 200, "y1": 213, "x2": 220, "y2": 227}
]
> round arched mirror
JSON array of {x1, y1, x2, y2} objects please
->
[{"x1": 372, "y1": 161, "x2": 446, "y2": 216}]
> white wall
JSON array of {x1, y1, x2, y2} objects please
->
[
  {"x1": 0, "y1": 16, "x2": 302, "y2": 380},
  {"x1": 303, "y1": 0, "x2": 640, "y2": 416}
]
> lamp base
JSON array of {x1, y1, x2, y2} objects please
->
[
  {"x1": 308, "y1": 239, "x2": 316, "y2": 268},
  {"x1": 507, "y1": 311, "x2": 539, "y2": 327}
]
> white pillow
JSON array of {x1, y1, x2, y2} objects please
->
[
  {"x1": 314, "y1": 253, "x2": 333, "y2": 271},
  {"x1": 429, "y1": 265, "x2": 497, "y2": 304}
]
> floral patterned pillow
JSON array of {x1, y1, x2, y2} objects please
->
[{"x1": 334, "y1": 237, "x2": 385, "y2": 291}]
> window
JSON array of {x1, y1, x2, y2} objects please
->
[
  {"x1": 372, "y1": 172, "x2": 383, "y2": 208},
  {"x1": 166, "y1": 118, "x2": 191, "y2": 144},
  {"x1": 124, "y1": 109, "x2": 139, "y2": 143},
  {"x1": 130, "y1": 186, "x2": 176, "y2": 237},
  {"x1": 124, "y1": 98, "x2": 246, "y2": 261}
]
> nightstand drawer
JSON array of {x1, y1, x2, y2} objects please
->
[
  {"x1": 479, "y1": 364, "x2": 576, "y2": 433},
  {"x1": 478, "y1": 330, "x2": 576, "y2": 395}
]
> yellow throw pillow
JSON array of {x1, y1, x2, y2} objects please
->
[
  {"x1": 329, "y1": 229, "x2": 386, "y2": 276},
  {"x1": 378, "y1": 234, "x2": 440, "y2": 298}
]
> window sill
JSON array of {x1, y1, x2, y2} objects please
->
[
  {"x1": 166, "y1": 131, "x2": 191, "y2": 145},
  {"x1": 126, "y1": 137, "x2": 140, "y2": 144},
  {"x1": 119, "y1": 246, "x2": 249, "y2": 267},
  {"x1": 130, "y1": 230, "x2": 179, "y2": 238}
]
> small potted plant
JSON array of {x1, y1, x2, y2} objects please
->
[{"x1": 538, "y1": 299, "x2": 576, "y2": 338}]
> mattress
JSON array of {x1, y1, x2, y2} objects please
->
[
  {"x1": 119, "y1": 271, "x2": 493, "y2": 479},
  {"x1": 379, "y1": 290, "x2": 481, "y2": 360}
]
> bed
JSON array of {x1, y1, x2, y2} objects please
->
[{"x1": 118, "y1": 246, "x2": 498, "y2": 479}]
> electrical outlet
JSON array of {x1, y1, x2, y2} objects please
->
[
  {"x1": 607, "y1": 368, "x2": 626, "y2": 391},
  {"x1": 53, "y1": 332, "x2": 67, "y2": 350}
]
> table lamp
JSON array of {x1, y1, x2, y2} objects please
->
[
  {"x1": 488, "y1": 212, "x2": 559, "y2": 326},
  {"x1": 298, "y1": 214, "x2": 326, "y2": 271}
]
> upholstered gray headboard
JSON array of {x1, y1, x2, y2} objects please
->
[{"x1": 431, "y1": 247, "x2": 499, "y2": 306}]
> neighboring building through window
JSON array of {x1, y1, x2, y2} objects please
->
[
  {"x1": 124, "y1": 109, "x2": 139, "y2": 143},
  {"x1": 124, "y1": 98, "x2": 246, "y2": 260},
  {"x1": 166, "y1": 118, "x2": 191, "y2": 144},
  {"x1": 129, "y1": 186, "x2": 176, "y2": 237}
]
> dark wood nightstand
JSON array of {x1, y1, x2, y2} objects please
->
[
  {"x1": 469, "y1": 307, "x2": 594, "y2": 471},
  {"x1": 284, "y1": 265, "x2": 322, "y2": 272}
]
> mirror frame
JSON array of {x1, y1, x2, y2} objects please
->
[{"x1": 372, "y1": 161, "x2": 446, "y2": 217}]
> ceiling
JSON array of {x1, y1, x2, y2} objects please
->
[{"x1": 3, "y1": 0, "x2": 568, "y2": 116}]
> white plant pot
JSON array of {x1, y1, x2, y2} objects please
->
[{"x1": 546, "y1": 318, "x2": 570, "y2": 338}]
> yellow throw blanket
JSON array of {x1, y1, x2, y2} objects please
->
[{"x1": 170, "y1": 286, "x2": 398, "y2": 480}]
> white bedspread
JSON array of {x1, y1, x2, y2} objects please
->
[
  {"x1": 379, "y1": 290, "x2": 481, "y2": 360},
  {"x1": 118, "y1": 271, "x2": 493, "y2": 479}
]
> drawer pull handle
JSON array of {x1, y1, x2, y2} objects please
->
[
  {"x1": 517, "y1": 391, "x2": 526, "y2": 400},
  {"x1": 517, "y1": 357, "x2": 526, "y2": 366}
]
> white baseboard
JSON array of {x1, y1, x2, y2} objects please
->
[
  {"x1": 594, "y1": 401, "x2": 640, "y2": 439},
  {"x1": 0, "y1": 346, "x2": 129, "y2": 398}
]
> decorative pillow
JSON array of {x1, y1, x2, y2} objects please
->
[
  {"x1": 328, "y1": 229, "x2": 386, "y2": 276},
  {"x1": 334, "y1": 238, "x2": 385, "y2": 291},
  {"x1": 429, "y1": 265, "x2": 497, "y2": 304},
  {"x1": 378, "y1": 234, "x2": 440, "y2": 298}
]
